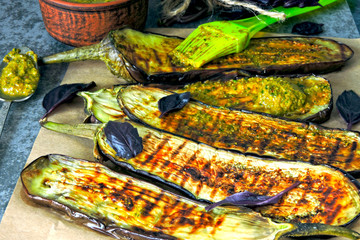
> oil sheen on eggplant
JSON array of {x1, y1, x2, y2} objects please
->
[
  {"x1": 21, "y1": 154, "x2": 360, "y2": 240},
  {"x1": 118, "y1": 85, "x2": 360, "y2": 173},
  {"x1": 40, "y1": 120, "x2": 360, "y2": 226},
  {"x1": 41, "y1": 28, "x2": 353, "y2": 84}
]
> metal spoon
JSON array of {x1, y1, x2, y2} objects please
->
[{"x1": 0, "y1": 47, "x2": 39, "y2": 137}]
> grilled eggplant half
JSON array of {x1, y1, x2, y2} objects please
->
[
  {"x1": 40, "y1": 120, "x2": 360, "y2": 226},
  {"x1": 118, "y1": 85, "x2": 360, "y2": 173},
  {"x1": 41, "y1": 28, "x2": 353, "y2": 84},
  {"x1": 79, "y1": 74, "x2": 332, "y2": 123},
  {"x1": 21, "y1": 154, "x2": 360, "y2": 240}
]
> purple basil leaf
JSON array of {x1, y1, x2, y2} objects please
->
[
  {"x1": 42, "y1": 81, "x2": 96, "y2": 118},
  {"x1": 104, "y1": 121, "x2": 143, "y2": 160},
  {"x1": 158, "y1": 92, "x2": 191, "y2": 118},
  {"x1": 336, "y1": 90, "x2": 360, "y2": 130},
  {"x1": 292, "y1": 21, "x2": 324, "y2": 35},
  {"x1": 205, "y1": 181, "x2": 301, "y2": 211}
]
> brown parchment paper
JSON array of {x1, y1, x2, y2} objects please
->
[{"x1": 1, "y1": 28, "x2": 360, "y2": 240}]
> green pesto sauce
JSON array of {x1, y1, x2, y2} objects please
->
[
  {"x1": 178, "y1": 76, "x2": 331, "y2": 118},
  {"x1": 0, "y1": 48, "x2": 40, "y2": 99},
  {"x1": 61, "y1": 0, "x2": 117, "y2": 3}
]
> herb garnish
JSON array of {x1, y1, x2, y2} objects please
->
[
  {"x1": 158, "y1": 92, "x2": 191, "y2": 118},
  {"x1": 104, "y1": 121, "x2": 143, "y2": 160},
  {"x1": 42, "y1": 81, "x2": 96, "y2": 118},
  {"x1": 205, "y1": 181, "x2": 301, "y2": 211},
  {"x1": 336, "y1": 90, "x2": 360, "y2": 130}
]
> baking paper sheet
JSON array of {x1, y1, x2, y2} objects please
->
[{"x1": 1, "y1": 28, "x2": 360, "y2": 240}]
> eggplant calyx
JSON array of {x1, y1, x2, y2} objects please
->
[
  {"x1": 40, "y1": 119, "x2": 100, "y2": 140},
  {"x1": 40, "y1": 42, "x2": 102, "y2": 65}
]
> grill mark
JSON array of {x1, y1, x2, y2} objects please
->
[
  {"x1": 326, "y1": 138, "x2": 342, "y2": 165},
  {"x1": 108, "y1": 179, "x2": 136, "y2": 211},
  {"x1": 141, "y1": 191, "x2": 165, "y2": 217},
  {"x1": 291, "y1": 133, "x2": 305, "y2": 161},
  {"x1": 320, "y1": 187, "x2": 337, "y2": 221},
  {"x1": 346, "y1": 141, "x2": 357, "y2": 165},
  {"x1": 190, "y1": 212, "x2": 208, "y2": 234},
  {"x1": 169, "y1": 205, "x2": 197, "y2": 225},
  {"x1": 131, "y1": 132, "x2": 152, "y2": 166},
  {"x1": 152, "y1": 49, "x2": 163, "y2": 66},
  {"x1": 163, "y1": 199, "x2": 181, "y2": 217},
  {"x1": 211, "y1": 215, "x2": 226, "y2": 235},
  {"x1": 324, "y1": 204, "x2": 342, "y2": 225},
  {"x1": 161, "y1": 160, "x2": 171, "y2": 179},
  {"x1": 142, "y1": 136, "x2": 169, "y2": 166},
  {"x1": 179, "y1": 152, "x2": 198, "y2": 188},
  {"x1": 309, "y1": 155, "x2": 316, "y2": 164},
  {"x1": 257, "y1": 133, "x2": 270, "y2": 155},
  {"x1": 131, "y1": 46, "x2": 150, "y2": 71},
  {"x1": 156, "y1": 199, "x2": 182, "y2": 230},
  {"x1": 170, "y1": 141, "x2": 187, "y2": 160},
  {"x1": 141, "y1": 132, "x2": 152, "y2": 145}
]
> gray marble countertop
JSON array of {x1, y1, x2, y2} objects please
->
[{"x1": 0, "y1": 0, "x2": 359, "y2": 223}]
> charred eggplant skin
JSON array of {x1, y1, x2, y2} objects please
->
[
  {"x1": 118, "y1": 85, "x2": 360, "y2": 173},
  {"x1": 109, "y1": 28, "x2": 353, "y2": 83},
  {"x1": 21, "y1": 154, "x2": 299, "y2": 240}
]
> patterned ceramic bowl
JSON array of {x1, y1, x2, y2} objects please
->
[{"x1": 38, "y1": 0, "x2": 148, "y2": 46}]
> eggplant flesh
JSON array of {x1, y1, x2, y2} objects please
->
[
  {"x1": 95, "y1": 120, "x2": 360, "y2": 226},
  {"x1": 118, "y1": 85, "x2": 360, "y2": 173},
  {"x1": 78, "y1": 86, "x2": 127, "y2": 123},
  {"x1": 109, "y1": 29, "x2": 354, "y2": 83},
  {"x1": 40, "y1": 120, "x2": 360, "y2": 226},
  {"x1": 41, "y1": 28, "x2": 354, "y2": 84},
  {"x1": 21, "y1": 154, "x2": 360, "y2": 240},
  {"x1": 21, "y1": 154, "x2": 298, "y2": 240}
]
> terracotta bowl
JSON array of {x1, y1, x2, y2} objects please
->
[{"x1": 38, "y1": 0, "x2": 148, "y2": 47}]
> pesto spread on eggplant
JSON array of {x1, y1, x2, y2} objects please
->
[
  {"x1": 0, "y1": 48, "x2": 39, "y2": 99},
  {"x1": 176, "y1": 76, "x2": 331, "y2": 118}
]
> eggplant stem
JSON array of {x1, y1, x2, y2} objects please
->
[
  {"x1": 39, "y1": 119, "x2": 99, "y2": 140},
  {"x1": 40, "y1": 43, "x2": 102, "y2": 64},
  {"x1": 287, "y1": 223, "x2": 360, "y2": 240}
]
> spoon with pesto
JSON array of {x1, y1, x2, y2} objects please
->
[{"x1": 0, "y1": 47, "x2": 40, "y2": 137}]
